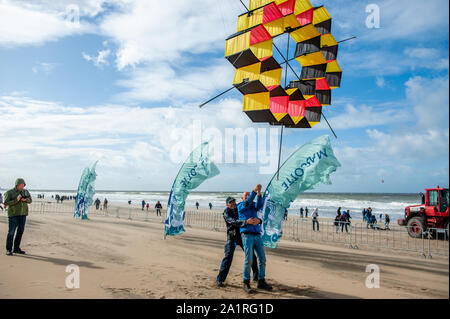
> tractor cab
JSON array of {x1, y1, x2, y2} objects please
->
[
  {"x1": 425, "y1": 187, "x2": 449, "y2": 215},
  {"x1": 398, "y1": 187, "x2": 449, "y2": 238}
]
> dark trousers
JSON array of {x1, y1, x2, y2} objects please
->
[
  {"x1": 217, "y1": 234, "x2": 258, "y2": 283},
  {"x1": 156, "y1": 209, "x2": 161, "y2": 216},
  {"x1": 6, "y1": 216, "x2": 27, "y2": 252},
  {"x1": 341, "y1": 221, "x2": 349, "y2": 232},
  {"x1": 313, "y1": 218, "x2": 319, "y2": 231}
]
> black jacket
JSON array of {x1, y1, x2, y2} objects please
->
[{"x1": 223, "y1": 207, "x2": 245, "y2": 239}]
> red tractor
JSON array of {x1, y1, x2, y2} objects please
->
[{"x1": 398, "y1": 187, "x2": 449, "y2": 238}]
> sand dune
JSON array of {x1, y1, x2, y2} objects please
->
[{"x1": 0, "y1": 211, "x2": 448, "y2": 299}]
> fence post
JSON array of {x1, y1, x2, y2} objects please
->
[{"x1": 427, "y1": 230, "x2": 432, "y2": 259}]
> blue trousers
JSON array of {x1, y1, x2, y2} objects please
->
[
  {"x1": 6, "y1": 216, "x2": 27, "y2": 252},
  {"x1": 217, "y1": 234, "x2": 258, "y2": 283},
  {"x1": 242, "y1": 233, "x2": 266, "y2": 282}
]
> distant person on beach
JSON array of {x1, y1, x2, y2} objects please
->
[
  {"x1": 238, "y1": 184, "x2": 272, "y2": 293},
  {"x1": 341, "y1": 210, "x2": 351, "y2": 233},
  {"x1": 209, "y1": 202, "x2": 213, "y2": 210},
  {"x1": 128, "y1": 200, "x2": 131, "y2": 205},
  {"x1": 4, "y1": 178, "x2": 32, "y2": 256},
  {"x1": 216, "y1": 197, "x2": 259, "y2": 288},
  {"x1": 284, "y1": 208, "x2": 288, "y2": 221},
  {"x1": 155, "y1": 201, "x2": 163, "y2": 216},
  {"x1": 305, "y1": 207, "x2": 309, "y2": 218},
  {"x1": 141, "y1": 200, "x2": 146, "y2": 211},
  {"x1": 196, "y1": 202, "x2": 199, "y2": 210},
  {"x1": 385, "y1": 214, "x2": 391, "y2": 230},
  {"x1": 299, "y1": 207, "x2": 304, "y2": 218},
  {"x1": 95, "y1": 198, "x2": 101, "y2": 210},
  {"x1": 334, "y1": 213, "x2": 340, "y2": 233},
  {"x1": 146, "y1": 202, "x2": 150, "y2": 211},
  {"x1": 103, "y1": 198, "x2": 108, "y2": 210},
  {"x1": 362, "y1": 208, "x2": 367, "y2": 221},
  {"x1": 312, "y1": 208, "x2": 319, "y2": 231}
]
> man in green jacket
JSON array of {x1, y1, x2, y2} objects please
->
[{"x1": 3, "y1": 178, "x2": 32, "y2": 256}]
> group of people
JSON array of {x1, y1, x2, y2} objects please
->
[
  {"x1": 195, "y1": 202, "x2": 214, "y2": 210},
  {"x1": 94, "y1": 198, "x2": 108, "y2": 210},
  {"x1": 141, "y1": 200, "x2": 163, "y2": 216},
  {"x1": 53, "y1": 194, "x2": 75, "y2": 203},
  {"x1": 363, "y1": 208, "x2": 390, "y2": 230},
  {"x1": 216, "y1": 184, "x2": 272, "y2": 293},
  {"x1": 334, "y1": 207, "x2": 352, "y2": 233}
]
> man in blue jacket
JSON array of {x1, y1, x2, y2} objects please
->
[{"x1": 238, "y1": 184, "x2": 272, "y2": 293}]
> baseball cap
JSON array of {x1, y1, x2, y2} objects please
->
[{"x1": 226, "y1": 197, "x2": 236, "y2": 204}]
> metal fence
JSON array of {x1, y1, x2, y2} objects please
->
[{"x1": 26, "y1": 202, "x2": 448, "y2": 259}]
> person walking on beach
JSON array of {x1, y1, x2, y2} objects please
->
[
  {"x1": 103, "y1": 198, "x2": 108, "y2": 210},
  {"x1": 385, "y1": 214, "x2": 391, "y2": 230},
  {"x1": 4, "y1": 178, "x2": 32, "y2": 256},
  {"x1": 305, "y1": 207, "x2": 309, "y2": 218},
  {"x1": 209, "y1": 202, "x2": 213, "y2": 210},
  {"x1": 95, "y1": 198, "x2": 101, "y2": 210},
  {"x1": 216, "y1": 197, "x2": 259, "y2": 287},
  {"x1": 299, "y1": 207, "x2": 304, "y2": 218},
  {"x1": 341, "y1": 210, "x2": 349, "y2": 233},
  {"x1": 155, "y1": 201, "x2": 163, "y2": 216},
  {"x1": 238, "y1": 184, "x2": 272, "y2": 293},
  {"x1": 284, "y1": 208, "x2": 288, "y2": 221},
  {"x1": 196, "y1": 202, "x2": 199, "y2": 210},
  {"x1": 141, "y1": 200, "x2": 146, "y2": 211},
  {"x1": 146, "y1": 202, "x2": 150, "y2": 211},
  {"x1": 312, "y1": 208, "x2": 319, "y2": 231},
  {"x1": 334, "y1": 213, "x2": 340, "y2": 234}
]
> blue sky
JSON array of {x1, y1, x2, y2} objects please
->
[{"x1": 0, "y1": 0, "x2": 448, "y2": 193}]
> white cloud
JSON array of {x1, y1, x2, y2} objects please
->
[
  {"x1": 115, "y1": 59, "x2": 235, "y2": 104},
  {"x1": 0, "y1": 0, "x2": 95, "y2": 47},
  {"x1": 82, "y1": 49, "x2": 111, "y2": 67},
  {"x1": 341, "y1": 47, "x2": 449, "y2": 77},
  {"x1": 99, "y1": 0, "x2": 240, "y2": 70},
  {"x1": 32, "y1": 62, "x2": 59, "y2": 75},
  {"x1": 376, "y1": 76, "x2": 385, "y2": 88},
  {"x1": 405, "y1": 76, "x2": 449, "y2": 129},
  {"x1": 0, "y1": 94, "x2": 253, "y2": 189}
]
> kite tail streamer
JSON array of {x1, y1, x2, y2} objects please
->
[
  {"x1": 164, "y1": 142, "x2": 220, "y2": 237},
  {"x1": 74, "y1": 161, "x2": 98, "y2": 220},
  {"x1": 260, "y1": 135, "x2": 341, "y2": 248}
]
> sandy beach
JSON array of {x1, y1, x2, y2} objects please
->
[{"x1": 0, "y1": 204, "x2": 448, "y2": 299}]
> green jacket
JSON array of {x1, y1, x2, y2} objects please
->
[{"x1": 3, "y1": 179, "x2": 32, "y2": 218}]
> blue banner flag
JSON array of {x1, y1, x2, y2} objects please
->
[
  {"x1": 260, "y1": 135, "x2": 341, "y2": 248},
  {"x1": 74, "y1": 161, "x2": 98, "y2": 220},
  {"x1": 165, "y1": 142, "x2": 220, "y2": 236}
]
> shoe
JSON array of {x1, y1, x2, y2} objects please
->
[
  {"x1": 6, "y1": 251, "x2": 13, "y2": 256},
  {"x1": 13, "y1": 248, "x2": 25, "y2": 254},
  {"x1": 243, "y1": 280, "x2": 252, "y2": 293},
  {"x1": 257, "y1": 279, "x2": 273, "y2": 291},
  {"x1": 216, "y1": 280, "x2": 224, "y2": 287}
]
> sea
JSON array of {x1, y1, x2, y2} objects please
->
[{"x1": 13, "y1": 190, "x2": 421, "y2": 222}]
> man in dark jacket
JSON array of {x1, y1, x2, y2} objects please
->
[
  {"x1": 216, "y1": 197, "x2": 258, "y2": 287},
  {"x1": 238, "y1": 184, "x2": 272, "y2": 293},
  {"x1": 3, "y1": 178, "x2": 32, "y2": 255}
]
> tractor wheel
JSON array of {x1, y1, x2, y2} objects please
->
[{"x1": 406, "y1": 217, "x2": 426, "y2": 238}]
